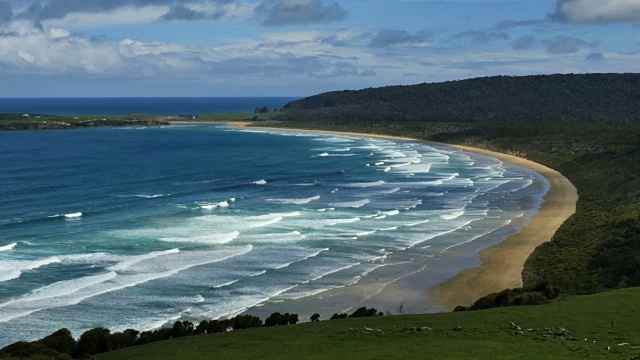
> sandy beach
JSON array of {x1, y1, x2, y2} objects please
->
[{"x1": 226, "y1": 121, "x2": 579, "y2": 311}]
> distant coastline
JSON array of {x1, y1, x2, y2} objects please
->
[
  {"x1": 0, "y1": 114, "x2": 169, "y2": 130},
  {"x1": 226, "y1": 121, "x2": 578, "y2": 310}
]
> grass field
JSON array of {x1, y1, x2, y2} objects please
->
[{"x1": 97, "y1": 288, "x2": 640, "y2": 360}]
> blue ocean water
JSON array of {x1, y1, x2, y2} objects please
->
[
  {"x1": 0, "y1": 97, "x2": 298, "y2": 116},
  {"x1": 0, "y1": 123, "x2": 548, "y2": 346}
]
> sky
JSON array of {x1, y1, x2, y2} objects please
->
[{"x1": 0, "y1": 0, "x2": 639, "y2": 97}]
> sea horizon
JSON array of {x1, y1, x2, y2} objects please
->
[{"x1": 0, "y1": 97, "x2": 300, "y2": 116}]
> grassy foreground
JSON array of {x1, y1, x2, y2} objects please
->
[{"x1": 97, "y1": 288, "x2": 640, "y2": 360}]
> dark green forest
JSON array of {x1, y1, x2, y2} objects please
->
[{"x1": 281, "y1": 73, "x2": 640, "y2": 124}]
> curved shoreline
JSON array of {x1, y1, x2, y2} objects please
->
[{"x1": 226, "y1": 122, "x2": 578, "y2": 311}]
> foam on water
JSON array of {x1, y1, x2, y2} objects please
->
[
  {"x1": 440, "y1": 211, "x2": 465, "y2": 220},
  {"x1": 200, "y1": 201, "x2": 231, "y2": 210},
  {"x1": 242, "y1": 231, "x2": 305, "y2": 243},
  {"x1": 0, "y1": 246, "x2": 253, "y2": 323},
  {"x1": 325, "y1": 217, "x2": 361, "y2": 226},
  {"x1": 343, "y1": 180, "x2": 385, "y2": 188},
  {"x1": 213, "y1": 279, "x2": 239, "y2": 288},
  {"x1": 273, "y1": 248, "x2": 329, "y2": 269},
  {"x1": 108, "y1": 249, "x2": 180, "y2": 272},
  {"x1": 0, "y1": 243, "x2": 17, "y2": 252},
  {"x1": 118, "y1": 194, "x2": 168, "y2": 199},
  {"x1": 0, "y1": 257, "x2": 62, "y2": 282},
  {"x1": 0, "y1": 272, "x2": 119, "y2": 307},
  {"x1": 268, "y1": 195, "x2": 321, "y2": 205},
  {"x1": 160, "y1": 232, "x2": 240, "y2": 245},
  {"x1": 249, "y1": 216, "x2": 284, "y2": 228},
  {"x1": 309, "y1": 263, "x2": 360, "y2": 282},
  {"x1": 331, "y1": 199, "x2": 370, "y2": 208}
]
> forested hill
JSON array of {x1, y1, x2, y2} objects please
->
[{"x1": 283, "y1": 73, "x2": 640, "y2": 124}]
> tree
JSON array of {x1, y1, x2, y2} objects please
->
[
  {"x1": 205, "y1": 320, "x2": 228, "y2": 334},
  {"x1": 349, "y1": 307, "x2": 379, "y2": 318},
  {"x1": 230, "y1": 315, "x2": 263, "y2": 330},
  {"x1": 264, "y1": 312, "x2": 298, "y2": 326},
  {"x1": 264, "y1": 312, "x2": 283, "y2": 327},
  {"x1": 38, "y1": 328, "x2": 77, "y2": 357},
  {"x1": 194, "y1": 320, "x2": 209, "y2": 335},
  {"x1": 75, "y1": 328, "x2": 112, "y2": 358},
  {"x1": 0, "y1": 341, "x2": 71, "y2": 360},
  {"x1": 110, "y1": 329, "x2": 139, "y2": 349},
  {"x1": 171, "y1": 321, "x2": 194, "y2": 338}
]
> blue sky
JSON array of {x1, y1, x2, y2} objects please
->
[{"x1": 0, "y1": 0, "x2": 639, "y2": 97}]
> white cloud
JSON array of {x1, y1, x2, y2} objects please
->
[
  {"x1": 43, "y1": 6, "x2": 169, "y2": 27},
  {"x1": 557, "y1": 0, "x2": 640, "y2": 23},
  {"x1": 257, "y1": 0, "x2": 347, "y2": 26},
  {"x1": 48, "y1": 27, "x2": 69, "y2": 38},
  {"x1": 1, "y1": 16, "x2": 639, "y2": 96}
]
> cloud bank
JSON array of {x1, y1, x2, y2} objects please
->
[
  {"x1": 9, "y1": 0, "x2": 349, "y2": 26},
  {"x1": 257, "y1": 0, "x2": 347, "y2": 26},
  {"x1": 556, "y1": 0, "x2": 640, "y2": 23},
  {"x1": 368, "y1": 29, "x2": 432, "y2": 48}
]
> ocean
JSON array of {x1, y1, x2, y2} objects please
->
[{"x1": 0, "y1": 99, "x2": 548, "y2": 346}]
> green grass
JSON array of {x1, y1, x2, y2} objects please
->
[{"x1": 97, "y1": 288, "x2": 640, "y2": 360}]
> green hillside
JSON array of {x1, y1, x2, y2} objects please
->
[
  {"x1": 91, "y1": 288, "x2": 640, "y2": 360},
  {"x1": 281, "y1": 73, "x2": 640, "y2": 124}
]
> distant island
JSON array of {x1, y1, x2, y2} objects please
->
[
  {"x1": 0, "y1": 114, "x2": 169, "y2": 130},
  {"x1": 0, "y1": 111, "x2": 288, "y2": 131}
]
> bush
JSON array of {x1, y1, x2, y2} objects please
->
[
  {"x1": 0, "y1": 342, "x2": 70, "y2": 360},
  {"x1": 454, "y1": 284, "x2": 562, "y2": 311},
  {"x1": 74, "y1": 328, "x2": 112, "y2": 358},
  {"x1": 37, "y1": 329, "x2": 76, "y2": 357},
  {"x1": 349, "y1": 307, "x2": 380, "y2": 318}
]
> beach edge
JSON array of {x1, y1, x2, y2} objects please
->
[{"x1": 225, "y1": 121, "x2": 579, "y2": 311}]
